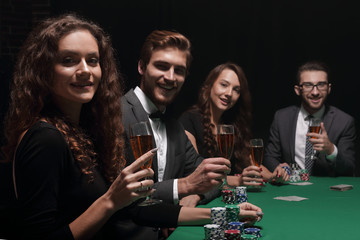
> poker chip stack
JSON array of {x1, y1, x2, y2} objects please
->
[
  {"x1": 241, "y1": 234, "x2": 258, "y2": 239},
  {"x1": 289, "y1": 163, "x2": 301, "y2": 183},
  {"x1": 281, "y1": 165, "x2": 291, "y2": 175},
  {"x1": 224, "y1": 229, "x2": 241, "y2": 240},
  {"x1": 222, "y1": 189, "x2": 236, "y2": 204},
  {"x1": 204, "y1": 224, "x2": 222, "y2": 240},
  {"x1": 211, "y1": 207, "x2": 228, "y2": 232},
  {"x1": 300, "y1": 169, "x2": 310, "y2": 181},
  {"x1": 244, "y1": 227, "x2": 262, "y2": 238},
  {"x1": 235, "y1": 186, "x2": 248, "y2": 203},
  {"x1": 228, "y1": 221, "x2": 245, "y2": 233},
  {"x1": 226, "y1": 205, "x2": 240, "y2": 223}
]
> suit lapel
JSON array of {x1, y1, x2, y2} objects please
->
[
  {"x1": 125, "y1": 90, "x2": 159, "y2": 181},
  {"x1": 323, "y1": 106, "x2": 334, "y2": 131},
  {"x1": 125, "y1": 90, "x2": 149, "y2": 124},
  {"x1": 289, "y1": 106, "x2": 300, "y2": 163},
  {"x1": 162, "y1": 119, "x2": 173, "y2": 180}
]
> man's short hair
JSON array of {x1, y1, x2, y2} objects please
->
[
  {"x1": 139, "y1": 30, "x2": 192, "y2": 75},
  {"x1": 296, "y1": 60, "x2": 330, "y2": 85}
]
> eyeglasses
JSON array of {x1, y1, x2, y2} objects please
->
[{"x1": 299, "y1": 82, "x2": 329, "y2": 92}]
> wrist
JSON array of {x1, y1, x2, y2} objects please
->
[
  {"x1": 196, "y1": 194, "x2": 204, "y2": 201},
  {"x1": 101, "y1": 191, "x2": 121, "y2": 213},
  {"x1": 326, "y1": 144, "x2": 335, "y2": 155},
  {"x1": 178, "y1": 177, "x2": 196, "y2": 198}
]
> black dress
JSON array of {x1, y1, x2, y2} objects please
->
[
  {"x1": 178, "y1": 109, "x2": 207, "y2": 158},
  {"x1": 179, "y1": 109, "x2": 239, "y2": 175},
  {"x1": 8, "y1": 121, "x2": 180, "y2": 239}
]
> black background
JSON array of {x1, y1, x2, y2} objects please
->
[{"x1": 2, "y1": 0, "x2": 360, "y2": 149}]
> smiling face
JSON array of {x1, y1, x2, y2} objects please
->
[
  {"x1": 52, "y1": 29, "x2": 101, "y2": 112},
  {"x1": 210, "y1": 68, "x2": 241, "y2": 115},
  {"x1": 294, "y1": 70, "x2": 331, "y2": 114},
  {"x1": 139, "y1": 47, "x2": 187, "y2": 111}
]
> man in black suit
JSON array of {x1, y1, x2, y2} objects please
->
[
  {"x1": 120, "y1": 30, "x2": 230, "y2": 239},
  {"x1": 121, "y1": 30, "x2": 229, "y2": 207},
  {"x1": 264, "y1": 61, "x2": 356, "y2": 176}
]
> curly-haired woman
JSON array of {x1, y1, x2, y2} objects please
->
[{"x1": 1, "y1": 15, "x2": 262, "y2": 240}]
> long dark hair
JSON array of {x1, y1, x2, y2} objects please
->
[
  {"x1": 2, "y1": 14, "x2": 125, "y2": 182},
  {"x1": 193, "y1": 62, "x2": 252, "y2": 173}
]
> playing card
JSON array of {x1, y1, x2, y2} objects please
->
[
  {"x1": 289, "y1": 182, "x2": 313, "y2": 186},
  {"x1": 330, "y1": 184, "x2": 353, "y2": 191},
  {"x1": 273, "y1": 196, "x2": 308, "y2": 201}
]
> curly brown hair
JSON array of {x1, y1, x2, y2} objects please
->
[
  {"x1": 193, "y1": 62, "x2": 253, "y2": 173},
  {"x1": 2, "y1": 14, "x2": 125, "y2": 182}
]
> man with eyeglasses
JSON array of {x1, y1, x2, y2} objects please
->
[{"x1": 263, "y1": 61, "x2": 356, "y2": 176}]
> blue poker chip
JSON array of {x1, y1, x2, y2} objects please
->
[
  {"x1": 236, "y1": 193, "x2": 248, "y2": 203},
  {"x1": 281, "y1": 166, "x2": 291, "y2": 175},
  {"x1": 244, "y1": 227, "x2": 262, "y2": 238},
  {"x1": 228, "y1": 221, "x2": 245, "y2": 232}
]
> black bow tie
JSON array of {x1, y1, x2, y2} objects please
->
[{"x1": 149, "y1": 111, "x2": 166, "y2": 120}]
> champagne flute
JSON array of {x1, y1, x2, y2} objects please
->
[
  {"x1": 130, "y1": 121, "x2": 162, "y2": 206},
  {"x1": 217, "y1": 124, "x2": 235, "y2": 189},
  {"x1": 250, "y1": 138, "x2": 264, "y2": 167},
  {"x1": 308, "y1": 118, "x2": 321, "y2": 160},
  {"x1": 249, "y1": 138, "x2": 264, "y2": 190}
]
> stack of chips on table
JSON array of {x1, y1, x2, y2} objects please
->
[
  {"x1": 224, "y1": 229, "x2": 241, "y2": 239},
  {"x1": 241, "y1": 234, "x2": 258, "y2": 239},
  {"x1": 281, "y1": 165, "x2": 291, "y2": 175},
  {"x1": 300, "y1": 169, "x2": 310, "y2": 181},
  {"x1": 211, "y1": 207, "x2": 227, "y2": 238},
  {"x1": 235, "y1": 186, "x2": 248, "y2": 203},
  {"x1": 222, "y1": 189, "x2": 236, "y2": 204},
  {"x1": 226, "y1": 205, "x2": 240, "y2": 223},
  {"x1": 289, "y1": 163, "x2": 301, "y2": 182},
  {"x1": 244, "y1": 227, "x2": 262, "y2": 238},
  {"x1": 206, "y1": 205, "x2": 263, "y2": 240},
  {"x1": 204, "y1": 224, "x2": 222, "y2": 240},
  {"x1": 228, "y1": 221, "x2": 245, "y2": 233}
]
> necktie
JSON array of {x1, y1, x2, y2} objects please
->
[
  {"x1": 305, "y1": 115, "x2": 314, "y2": 174},
  {"x1": 149, "y1": 111, "x2": 166, "y2": 121}
]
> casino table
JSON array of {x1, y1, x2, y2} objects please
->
[{"x1": 168, "y1": 177, "x2": 360, "y2": 240}]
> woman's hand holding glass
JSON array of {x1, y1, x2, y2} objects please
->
[
  {"x1": 239, "y1": 166, "x2": 264, "y2": 186},
  {"x1": 129, "y1": 121, "x2": 162, "y2": 206},
  {"x1": 105, "y1": 149, "x2": 156, "y2": 211},
  {"x1": 217, "y1": 124, "x2": 234, "y2": 189}
]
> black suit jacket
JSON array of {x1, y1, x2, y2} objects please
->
[
  {"x1": 119, "y1": 89, "x2": 206, "y2": 240},
  {"x1": 263, "y1": 105, "x2": 356, "y2": 176},
  {"x1": 121, "y1": 89, "x2": 206, "y2": 203}
]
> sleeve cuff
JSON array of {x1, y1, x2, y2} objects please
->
[
  {"x1": 173, "y1": 179, "x2": 179, "y2": 204},
  {"x1": 326, "y1": 144, "x2": 338, "y2": 162}
]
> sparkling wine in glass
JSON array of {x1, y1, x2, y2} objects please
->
[
  {"x1": 249, "y1": 138, "x2": 264, "y2": 191},
  {"x1": 130, "y1": 121, "x2": 162, "y2": 206},
  {"x1": 217, "y1": 124, "x2": 234, "y2": 189},
  {"x1": 250, "y1": 138, "x2": 264, "y2": 167},
  {"x1": 308, "y1": 118, "x2": 321, "y2": 160}
]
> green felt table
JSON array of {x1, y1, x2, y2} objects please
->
[{"x1": 168, "y1": 177, "x2": 360, "y2": 240}]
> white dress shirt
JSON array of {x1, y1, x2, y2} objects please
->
[
  {"x1": 294, "y1": 105, "x2": 337, "y2": 169},
  {"x1": 134, "y1": 87, "x2": 179, "y2": 203}
]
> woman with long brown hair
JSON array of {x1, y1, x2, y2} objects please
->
[
  {"x1": 1, "y1": 15, "x2": 262, "y2": 239},
  {"x1": 179, "y1": 62, "x2": 289, "y2": 187}
]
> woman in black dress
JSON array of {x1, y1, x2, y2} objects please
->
[
  {"x1": 179, "y1": 62, "x2": 289, "y2": 187},
  {"x1": 1, "y1": 15, "x2": 262, "y2": 239}
]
